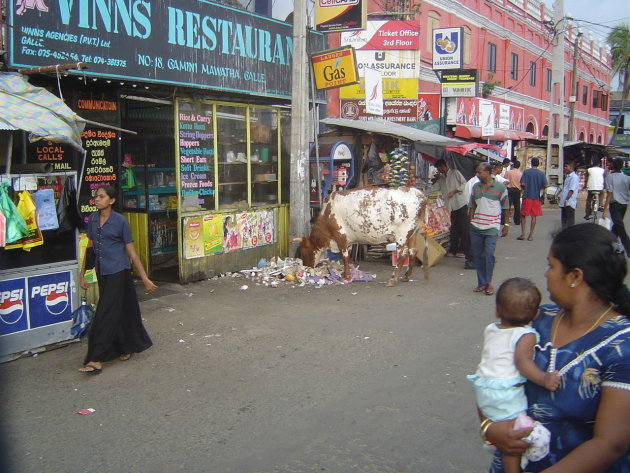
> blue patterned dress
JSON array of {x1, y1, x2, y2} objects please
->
[{"x1": 490, "y1": 304, "x2": 630, "y2": 472}]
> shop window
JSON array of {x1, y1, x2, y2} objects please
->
[
  {"x1": 487, "y1": 42, "x2": 497, "y2": 73},
  {"x1": 529, "y1": 61, "x2": 536, "y2": 87},
  {"x1": 216, "y1": 105, "x2": 249, "y2": 210},
  {"x1": 510, "y1": 53, "x2": 519, "y2": 80},
  {"x1": 249, "y1": 107, "x2": 279, "y2": 207}
]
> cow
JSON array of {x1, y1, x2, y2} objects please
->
[{"x1": 294, "y1": 186, "x2": 428, "y2": 286}]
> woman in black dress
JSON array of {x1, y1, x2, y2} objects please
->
[{"x1": 79, "y1": 185, "x2": 156, "y2": 374}]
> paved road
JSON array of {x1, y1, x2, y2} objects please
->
[{"x1": 0, "y1": 210, "x2": 622, "y2": 473}]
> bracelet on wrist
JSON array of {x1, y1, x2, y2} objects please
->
[{"x1": 480, "y1": 419, "x2": 494, "y2": 440}]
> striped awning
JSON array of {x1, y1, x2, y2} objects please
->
[{"x1": 0, "y1": 72, "x2": 86, "y2": 152}]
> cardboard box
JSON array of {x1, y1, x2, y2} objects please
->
[
  {"x1": 254, "y1": 173, "x2": 276, "y2": 182},
  {"x1": 413, "y1": 232, "x2": 446, "y2": 267}
]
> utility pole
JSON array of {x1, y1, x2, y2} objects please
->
[
  {"x1": 289, "y1": 0, "x2": 310, "y2": 251},
  {"x1": 546, "y1": 0, "x2": 565, "y2": 186},
  {"x1": 567, "y1": 29, "x2": 583, "y2": 141}
]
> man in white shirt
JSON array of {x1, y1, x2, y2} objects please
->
[
  {"x1": 584, "y1": 157, "x2": 605, "y2": 219},
  {"x1": 429, "y1": 158, "x2": 468, "y2": 258}
]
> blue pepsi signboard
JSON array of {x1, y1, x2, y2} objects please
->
[
  {"x1": 28, "y1": 272, "x2": 73, "y2": 329},
  {"x1": 0, "y1": 277, "x2": 29, "y2": 335}
]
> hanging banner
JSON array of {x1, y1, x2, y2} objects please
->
[
  {"x1": 315, "y1": 0, "x2": 367, "y2": 33},
  {"x1": 311, "y1": 46, "x2": 359, "y2": 91},
  {"x1": 432, "y1": 27, "x2": 464, "y2": 70},
  {"x1": 341, "y1": 21, "x2": 420, "y2": 50},
  {"x1": 480, "y1": 100, "x2": 495, "y2": 137},
  {"x1": 499, "y1": 104, "x2": 511, "y2": 130},
  {"x1": 364, "y1": 68, "x2": 384, "y2": 116}
]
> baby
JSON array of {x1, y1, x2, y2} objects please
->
[{"x1": 468, "y1": 277, "x2": 561, "y2": 473}]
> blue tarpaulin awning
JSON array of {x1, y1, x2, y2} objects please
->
[{"x1": 0, "y1": 73, "x2": 86, "y2": 152}]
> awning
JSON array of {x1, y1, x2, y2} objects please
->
[
  {"x1": 320, "y1": 117, "x2": 465, "y2": 159},
  {"x1": 445, "y1": 143, "x2": 507, "y2": 158},
  {"x1": 453, "y1": 125, "x2": 535, "y2": 141},
  {"x1": 0, "y1": 72, "x2": 86, "y2": 152}
]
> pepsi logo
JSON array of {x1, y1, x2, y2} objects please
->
[
  {"x1": 0, "y1": 298, "x2": 24, "y2": 325},
  {"x1": 45, "y1": 292, "x2": 69, "y2": 315}
]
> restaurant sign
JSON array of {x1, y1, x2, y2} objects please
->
[{"x1": 7, "y1": 0, "x2": 324, "y2": 100}]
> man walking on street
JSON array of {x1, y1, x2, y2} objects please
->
[
  {"x1": 584, "y1": 157, "x2": 606, "y2": 220},
  {"x1": 468, "y1": 162, "x2": 509, "y2": 296},
  {"x1": 505, "y1": 160, "x2": 522, "y2": 225},
  {"x1": 602, "y1": 158, "x2": 630, "y2": 256},
  {"x1": 559, "y1": 160, "x2": 579, "y2": 229},
  {"x1": 430, "y1": 159, "x2": 468, "y2": 259},
  {"x1": 518, "y1": 157, "x2": 547, "y2": 241}
]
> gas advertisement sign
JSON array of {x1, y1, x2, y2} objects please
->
[
  {"x1": 0, "y1": 278, "x2": 28, "y2": 336},
  {"x1": 28, "y1": 272, "x2": 73, "y2": 329}
]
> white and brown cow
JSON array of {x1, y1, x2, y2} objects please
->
[{"x1": 295, "y1": 186, "x2": 428, "y2": 286}]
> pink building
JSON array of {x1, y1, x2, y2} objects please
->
[{"x1": 325, "y1": 0, "x2": 611, "y2": 146}]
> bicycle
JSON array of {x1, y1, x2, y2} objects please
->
[{"x1": 585, "y1": 190, "x2": 603, "y2": 222}]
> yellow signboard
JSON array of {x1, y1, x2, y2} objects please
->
[
  {"x1": 315, "y1": 0, "x2": 366, "y2": 33},
  {"x1": 339, "y1": 77, "x2": 418, "y2": 99},
  {"x1": 311, "y1": 47, "x2": 360, "y2": 90}
]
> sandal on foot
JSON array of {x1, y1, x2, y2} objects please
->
[
  {"x1": 527, "y1": 236, "x2": 534, "y2": 241},
  {"x1": 485, "y1": 284, "x2": 495, "y2": 296},
  {"x1": 474, "y1": 284, "x2": 487, "y2": 293},
  {"x1": 119, "y1": 354, "x2": 132, "y2": 361},
  {"x1": 79, "y1": 363, "x2": 102, "y2": 375},
  {"x1": 516, "y1": 236, "x2": 525, "y2": 241}
]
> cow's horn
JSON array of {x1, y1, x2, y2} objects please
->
[{"x1": 291, "y1": 237, "x2": 303, "y2": 242}]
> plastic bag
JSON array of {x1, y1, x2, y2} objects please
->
[
  {"x1": 34, "y1": 188, "x2": 59, "y2": 231},
  {"x1": 57, "y1": 177, "x2": 83, "y2": 232},
  {"x1": 597, "y1": 217, "x2": 612, "y2": 231},
  {"x1": 0, "y1": 208, "x2": 5, "y2": 247},
  {"x1": 0, "y1": 183, "x2": 28, "y2": 244},
  {"x1": 5, "y1": 191, "x2": 44, "y2": 251},
  {"x1": 71, "y1": 297, "x2": 94, "y2": 339}
]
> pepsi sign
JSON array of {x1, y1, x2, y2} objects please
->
[
  {"x1": 28, "y1": 272, "x2": 73, "y2": 329},
  {"x1": 0, "y1": 278, "x2": 28, "y2": 335}
]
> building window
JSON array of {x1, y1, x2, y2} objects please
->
[
  {"x1": 463, "y1": 26, "x2": 472, "y2": 65},
  {"x1": 427, "y1": 11, "x2": 441, "y2": 53},
  {"x1": 546, "y1": 69, "x2": 552, "y2": 92},
  {"x1": 592, "y1": 89, "x2": 601, "y2": 109},
  {"x1": 510, "y1": 53, "x2": 519, "y2": 80},
  {"x1": 487, "y1": 43, "x2": 497, "y2": 73},
  {"x1": 529, "y1": 61, "x2": 536, "y2": 87},
  {"x1": 582, "y1": 85, "x2": 588, "y2": 105},
  {"x1": 601, "y1": 93, "x2": 609, "y2": 111}
]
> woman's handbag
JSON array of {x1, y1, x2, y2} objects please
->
[{"x1": 71, "y1": 297, "x2": 94, "y2": 339}]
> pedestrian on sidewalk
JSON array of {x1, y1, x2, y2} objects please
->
[
  {"x1": 79, "y1": 185, "x2": 156, "y2": 374},
  {"x1": 518, "y1": 158, "x2": 547, "y2": 241},
  {"x1": 462, "y1": 173, "x2": 480, "y2": 270},
  {"x1": 468, "y1": 162, "x2": 509, "y2": 296},
  {"x1": 505, "y1": 160, "x2": 523, "y2": 225},
  {"x1": 430, "y1": 159, "x2": 468, "y2": 258},
  {"x1": 481, "y1": 223, "x2": 630, "y2": 472},
  {"x1": 559, "y1": 160, "x2": 579, "y2": 230},
  {"x1": 602, "y1": 157, "x2": 630, "y2": 256}
]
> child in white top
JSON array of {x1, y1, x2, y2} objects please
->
[{"x1": 468, "y1": 277, "x2": 561, "y2": 473}]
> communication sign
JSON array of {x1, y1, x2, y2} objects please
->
[
  {"x1": 432, "y1": 27, "x2": 464, "y2": 70},
  {"x1": 341, "y1": 21, "x2": 420, "y2": 50},
  {"x1": 440, "y1": 69, "x2": 478, "y2": 97},
  {"x1": 0, "y1": 277, "x2": 28, "y2": 335},
  {"x1": 315, "y1": 0, "x2": 367, "y2": 33},
  {"x1": 7, "y1": 0, "x2": 324, "y2": 100},
  {"x1": 311, "y1": 47, "x2": 359, "y2": 91},
  {"x1": 28, "y1": 272, "x2": 73, "y2": 329}
]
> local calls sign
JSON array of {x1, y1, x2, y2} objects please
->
[{"x1": 7, "y1": 0, "x2": 324, "y2": 100}]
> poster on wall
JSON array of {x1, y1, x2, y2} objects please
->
[
  {"x1": 183, "y1": 217, "x2": 204, "y2": 259},
  {"x1": 222, "y1": 214, "x2": 243, "y2": 253},
  {"x1": 177, "y1": 100, "x2": 215, "y2": 212},
  {"x1": 238, "y1": 210, "x2": 275, "y2": 249},
  {"x1": 203, "y1": 214, "x2": 223, "y2": 255}
]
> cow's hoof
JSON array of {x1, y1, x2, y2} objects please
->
[
  {"x1": 400, "y1": 276, "x2": 410, "y2": 282},
  {"x1": 385, "y1": 280, "x2": 397, "y2": 287}
]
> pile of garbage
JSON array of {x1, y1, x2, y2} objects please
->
[{"x1": 239, "y1": 256, "x2": 376, "y2": 288}]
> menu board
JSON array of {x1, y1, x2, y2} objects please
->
[
  {"x1": 177, "y1": 100, "x2": 215, "y2": 211},
  {"x1": 78, "y1": 127, "x2": 118, "y2": 222}
]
